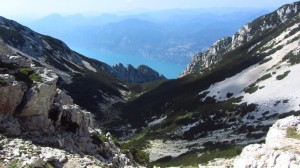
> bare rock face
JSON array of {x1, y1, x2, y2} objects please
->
[
  {"x1": 53, "y1": 89, "x2": 73, "y2": 106},
  {"x1": 112, "y1": 63, "x2": 166, "y2": 83},
  {"x1": 0, "y1": 55, "x2": 31, "y2": 68},
  {"x1": 19, "y1": 68, "x2": 58, "y2": 117},
  {"x1": 180, "y1": 37, "x2": 232, "y2": 77},
  {"x1": 234, "y1": 116, "x2": 300, "y2": 168},
  {"x1": 61, "y1": 105, "x2": 92, "y2": 135},
  {"x1": 0, "y1": 117, "x2": 21, "y2": 136},
  {"x1": 20, "y1": 115, "x2": 55, "y2": 134},
  {"x1": 0, "y1": 76, "x2": 24, "y2": 122}
]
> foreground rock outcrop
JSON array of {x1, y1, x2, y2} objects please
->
[
  {"x1": 0, "y1": 54, "x2": 135, "y2": 167},
  {"x1": 234, "y1": 115, "x2": 300, "y2": 168}
]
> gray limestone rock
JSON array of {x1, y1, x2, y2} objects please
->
[
  {"x1": 19, "y1": 68, "x2": 58, "y2": 117},
  {"x1": 0, "y1": 81, "x2": 24, "y2": 122}
]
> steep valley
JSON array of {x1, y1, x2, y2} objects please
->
[
  {"x1": 0, "y1": 1, "x2": 299, "y2": 168},
  {"x1": 112, "y1": 1, "x2": 300, "y2": 167}
]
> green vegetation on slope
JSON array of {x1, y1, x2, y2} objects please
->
[
  {"x1": 286, "y1": 127, "x2": 300, "y2": 139},
  {"x1": 276, "y1": 70, "x2": 291, "y2": 80},
  {"x1": 282, "y1": 51, "x2": 300, "y2": 65},
  {"x1": 152, "y1": 145, "x2": 245, "y2": 167},
  {"x1": 125, "y1": 79, "x2": 167, "y2": 101},
  {"x1": 16, "y1": 67, "x2": 42, "y2": 84}
]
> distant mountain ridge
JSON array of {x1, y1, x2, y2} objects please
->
[
  {"x1": 0, "y1": 15, "x2": 164, "y2": 84},
  {"x1": 22, "y1": 9, "x2": 270, "y2": 65}
]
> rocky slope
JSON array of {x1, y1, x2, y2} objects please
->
[
  {"x1": 0, "y1": 15, "x2": 164, "y2": 122},
  {"x1": 115, "y1": 1, "x2": 300, "y2": 166},
  {"x1": 234, "y1": 115, "x2": 300, "y2": 167},
  {"x1": 180, "y1": 1, "x2": 300, "y2": 77},
  {"x1": 0, "y1": 53, "x2": 136, "y2": 167}
]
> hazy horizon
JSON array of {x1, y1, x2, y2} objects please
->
[{"x1": 0, "y1": 0, "x2": 297, "y2": 20}]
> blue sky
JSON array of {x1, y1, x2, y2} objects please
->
[{"x1": 1, "y1": 0, "x2": 297, "y2": 19}]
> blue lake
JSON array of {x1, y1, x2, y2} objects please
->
[{"x1": 71, "y1": 46, "x2": 186, "y2": 79}]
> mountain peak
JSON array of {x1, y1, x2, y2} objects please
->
[{"x1": 112, "y1": 63, "x2": 166, "y2": 83}]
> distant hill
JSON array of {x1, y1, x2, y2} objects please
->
[{"x1": 22, "y1": 8, "x2": 271, "y2": 65}]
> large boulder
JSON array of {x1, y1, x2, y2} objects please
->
[
  {"x1": 19, "y1": 68, "x2": 58, "y2": 117},
  {"x1": 234, "y1": 116, "x2": 300, "y2": 168},
  {"x1": 61, "y1": 105, "x2": 92, "y2": 135}
]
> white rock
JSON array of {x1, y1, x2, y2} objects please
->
[
  {"x1": 13, "y1": 148, "x2": 20, "y2": 157},
  {"x1": 28, "y1": 156, "x2": 45, "y2": 167},
  {"x1": 234, "y1": 116, "x2": 300, "y2": 168}
]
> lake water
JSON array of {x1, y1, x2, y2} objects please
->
[{"x1": 71, "y1": 46, "x2": 186, "y2": 79}]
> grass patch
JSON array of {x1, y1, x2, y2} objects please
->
[
  {"x1": 153, "y1": 145, "x2": 244, "y2": 167},
  {"x1": 43, "y1": 162, "x2": 55, "y2": 168},
  {"x1": 175, "y1": 112, "x2": 194, "y2": 121},
  {"x1": 29, "y1": 73, "x2": 42, "y2": 82},
  {"x1": 198, "y1": 145, "x2": 244, "y2": 164},
  {"x1": 276, "y1": 70, "x2": 291, "y2": 80},
  {"x1": 7, "y1": 159, "x2": 21, "y2": 168},
  {"x1": 286, "y1": 127, "x2": 300, "y2": 139},
  {"x1": 15, "y1": 67, "x2": 42, "y2": 84}
]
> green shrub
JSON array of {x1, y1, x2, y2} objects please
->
[
  {"x1": 282, "y1": 52, "x2": 300, "y2": 65},
  {"x1": 119, "y1": 142, "x2": 149, "y2": 165},
  {"x1": 29, "y1": 73, "x2": 42, "y2": 82},
  {"x1": 244, "y1": 84, "x2": 259, "y2": 94},
  {"x1": 15, "y1": 68, "x2": 42, "y2": 84},
  {"x1": 256, "y1": 73, "x2": 272, "y2": 83},
  {"x1": 286, "y1": 127, "x2": 300, "y2": 139},
  {"x1": 276, "y1": 70, "x2": 291, "y2": 80}
]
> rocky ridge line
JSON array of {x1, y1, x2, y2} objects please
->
[
  {"x1": 112, "y1": 63, "x2": 166, "y2": 83},
  {"x1": 180, "y1": 1, "x2": 300, "y2": 77}
]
